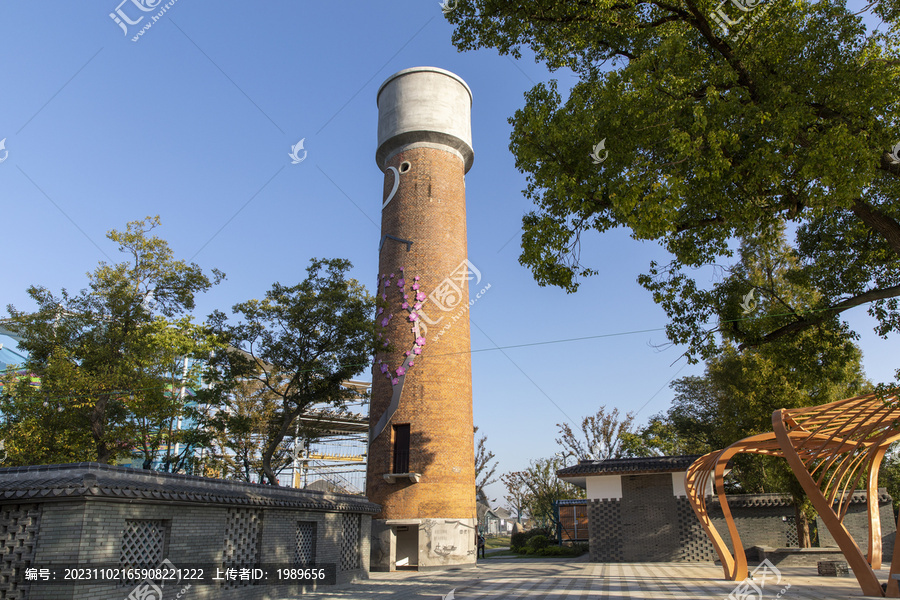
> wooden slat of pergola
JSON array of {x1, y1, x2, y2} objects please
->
[{"x1": 685, "y1": 391, "x2": 900, "y2": 598}]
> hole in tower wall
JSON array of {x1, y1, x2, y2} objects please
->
[{"x1": 399, "y1": 161, "x2": 411, "y2": 173}]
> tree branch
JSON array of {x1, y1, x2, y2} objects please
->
[
  {"x1": 740, "y1": 284, "x2": 900, "y2": 349},
  {"x1": 851, "y1": 199, "x2": 900, "y2": 258},
  {"x1": 675, "y1": 214, "x2": 726, "y2": 233}
]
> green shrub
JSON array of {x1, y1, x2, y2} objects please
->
[
  {"x1": 510, "y1": 527, "x2": 553, "y2": 551},
  {"x1": 510, "y1": 531, "x2": 528, "y2": 551},
  {"x1": 510, "y1": 540, "x2": 589, "y2": 558}
]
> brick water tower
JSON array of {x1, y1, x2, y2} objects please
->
[{"x1": 366, "y1": 66, "x2": 477, "y2": 571}]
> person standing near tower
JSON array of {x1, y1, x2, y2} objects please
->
[{"x1": 365, "y1": 67, "x2": 478, "y2": 572}]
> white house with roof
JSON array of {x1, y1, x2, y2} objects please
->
[{"x1": 556, "y1": 455, "x2": 715, "y2": 561}]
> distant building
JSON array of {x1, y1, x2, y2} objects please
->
[
  {"x1": 0, "y1": 338, "x2": 27, "y2": 371},
  {"x1": 493, "y1": 507, "x2": 514, "y2": 535},
  {"x1": 482, "y1": 508, "x2": 516, "y2": 537}
]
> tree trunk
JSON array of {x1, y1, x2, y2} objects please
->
[
  {"x1": 261, "y1": 409, "x2": 298, "y2": 486},
  {"x1": 91, "y1": 394, "x2": 111, "y2": 463},
  {"x1": 262, "y1": 406, "x2": 306, "y2": 485},
  {"x1": 795, "y1": 504, "x2": 811, "y2": 548}
]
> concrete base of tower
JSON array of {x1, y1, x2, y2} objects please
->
[{"x1": 370, "y1": 517, "x2": 477, "y2": 572}]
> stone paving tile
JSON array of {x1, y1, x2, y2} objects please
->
[{"x1": 286, "y1": 558, "x2": 889, "y2": 600}]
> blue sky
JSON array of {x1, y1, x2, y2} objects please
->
[{"x1": 1, "y1": 1, "x2": 895, "y2": 505}]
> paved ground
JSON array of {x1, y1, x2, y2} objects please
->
[{"x1": 295, "y1": 556, "x2": 891, "y2": 599}]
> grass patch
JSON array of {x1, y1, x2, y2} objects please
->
[
  {"x1": 484, "y1": 536, "x2": 510, "y2": 549},
  {"x1": 510, "y1": 542, "x2": 589, "y2": 558},
  {"x1": 481, "y1": 549, "x2": 518, "y2": 558}
]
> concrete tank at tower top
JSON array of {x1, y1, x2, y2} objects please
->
[
  {"x1": 375, "y1": 67, "x2": 474, "y2": 173},
  {"x1": 366, "y1": 66, "x2": 478, "y2": 572}
]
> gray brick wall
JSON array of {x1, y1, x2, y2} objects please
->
[
  {"x1": 621, "y1": 474, "x2": 681, "y2": 561},
  {"x1": 674, "y1": 498, "x2": 716, "y2": 561},
  {"x1": 0, "y1": 504, "x2": 41, "y2": 600},
  {"x1": 587, "y1": 480, "x2": 697, "y2": 564},
  {"x1": 708, "y1": 503, "x2": 797, "y2": 552},
  {"x1": 0, "y1": 463, "x2": 378, "y2": 600},
  {"x1": 816, "y1": 498, "x2": 895, "y2": 559},
  {"x1": 583, "y1": 474, "x2": 895, "y2": 565},
  {"x1": 587, "y1": 499, "x2": 622, "y2": 562},
  {"x1": 5, "y1": 501, "x2": 373, "y2": 600}
]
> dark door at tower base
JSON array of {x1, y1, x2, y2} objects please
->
[{"x1": 395, "y1": 525, "x2": 419, "y2": 569}]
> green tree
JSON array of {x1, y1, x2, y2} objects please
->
[
  {"x1": 665, "y1": 339, "x2": 868, "y2": 546},
  {"x1": 475, "y1": 425, "x2": 499, "y2": 502},
  {"x1": 619, "y1": 414, "x2": 707, "y2": 457},
  {"x1": 128, "y1": 317, "x2": 222, "y2": 472},
  {"x1": 203, "y1": 378, "x2": 294, "y2": 483},
  {"x1": 2, "y1": 216, "x2": 222, "y2": 466},
  {"x1": 650, "y1": 230, "x2": 870, "y2": 545},
  {"x1": 448, "y1": 1, "x2": 900, "y2": 382},
  {"x1": 210, "y1": 258, "x2": 375, "y2": 485},
  {"x1": 556, "y1": 406, "x2": 636, "y2": 461},
  {"x1": 520, "y1": 457, "x2": 585, "y2": 531},
  {"x1": 501, "y1": 470, "x2": 532, "y2": 523},
  {"x1": 879, "y1": 445, "x2": 900, "y2": 515},
  {"x1": 1, "y1": 360, "x2": 97, "y2": 464}
]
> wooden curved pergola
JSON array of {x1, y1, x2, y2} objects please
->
[{"x1": 685, "y1": 392, "x2": 900, "y2": 597}]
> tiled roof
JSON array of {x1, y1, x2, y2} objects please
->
[
  {"x1": 0, "y1": 462, "x2": 380, "y2": 513},
  {"x1": 712, "y1": 490, "x2": 892, "y2": 508},
  {"x1": 557, "y1": 455, "x2": 704, "y2": 477}
]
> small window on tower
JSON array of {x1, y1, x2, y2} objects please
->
[{"x1": 393, "y1": 424, "x2": 410, "y2": 473}]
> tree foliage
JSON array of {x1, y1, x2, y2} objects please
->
[
  {"x1": 519, "y1": 457, "x2": 585, "y2": 531},
  {"x1": 474, "y1": 425, "x2": 499, "y2": 502},
  {"x1": 661, "y1": 324, "x2": 868, "y2": 545},
  {"x1": 663, "y1": 234, "x2": 870, "y2": 457},
  {"x1": 203, "y1": 378, "x2": 294, "y2": 483},
  {"x1": 879, "y1": 445, "x2": 900, "y2": 514},
  {"x1": 2, "y1": 216, "x2": 222, "y2": 466},
  {"x1": 556, "y1": 405, "x2": 636, "y2": 461},
  {"x1": 619, "y1": 414, "x2": 707, "y2": 457},
  {"x1": 448, "y1": 0, "x2": 900, "y2": 381},
  {"x1": 128, "y1": 318, "x2": 222, "y2": 472},
  {"x1": 210, "y1": 258, "x2": 374, "y2": 485},
  {"x1": 501, "y1": 470, "x2": 532, "y2": 522}
]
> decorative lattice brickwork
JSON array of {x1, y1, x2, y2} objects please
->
[
  {"x1": 119, "y1": 519, "x2": 168, "y2": 586},
  {"x1": 0, "y1": 504, "x2": 41, "y2": 600},
  {"x1": 675, "y1": 497, "x2": 716, "y2": 561},
  {"x1": 587, "y1": 499, "x2": 623, "y2": 562},
  {"x1": 340, "y1": 514, "x2": 361, "y2": 571},
  {"x1": 295, "y1": 521, "x2": 317, "y2": 566},
  {"x1": 784, "y1": 515, "x2": 799, "y2": 547},
  {"x1": 120, "y1": 520, "x2": 167, "y2": 567},
  {"x1": 222, "y1": 508, "x2": 261, "y2": 589}
]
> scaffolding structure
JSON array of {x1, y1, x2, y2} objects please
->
[{"x1": 281, "y1": 380, "x2": 370, "y2": 495}]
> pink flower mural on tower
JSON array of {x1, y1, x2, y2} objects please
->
[{"x1": 375, "y1": 271, "x2": 427, "y2": 389}]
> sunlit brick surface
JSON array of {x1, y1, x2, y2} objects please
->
[{"x1": 366, "y1": 145, "x2": 476, "y2": 522}]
